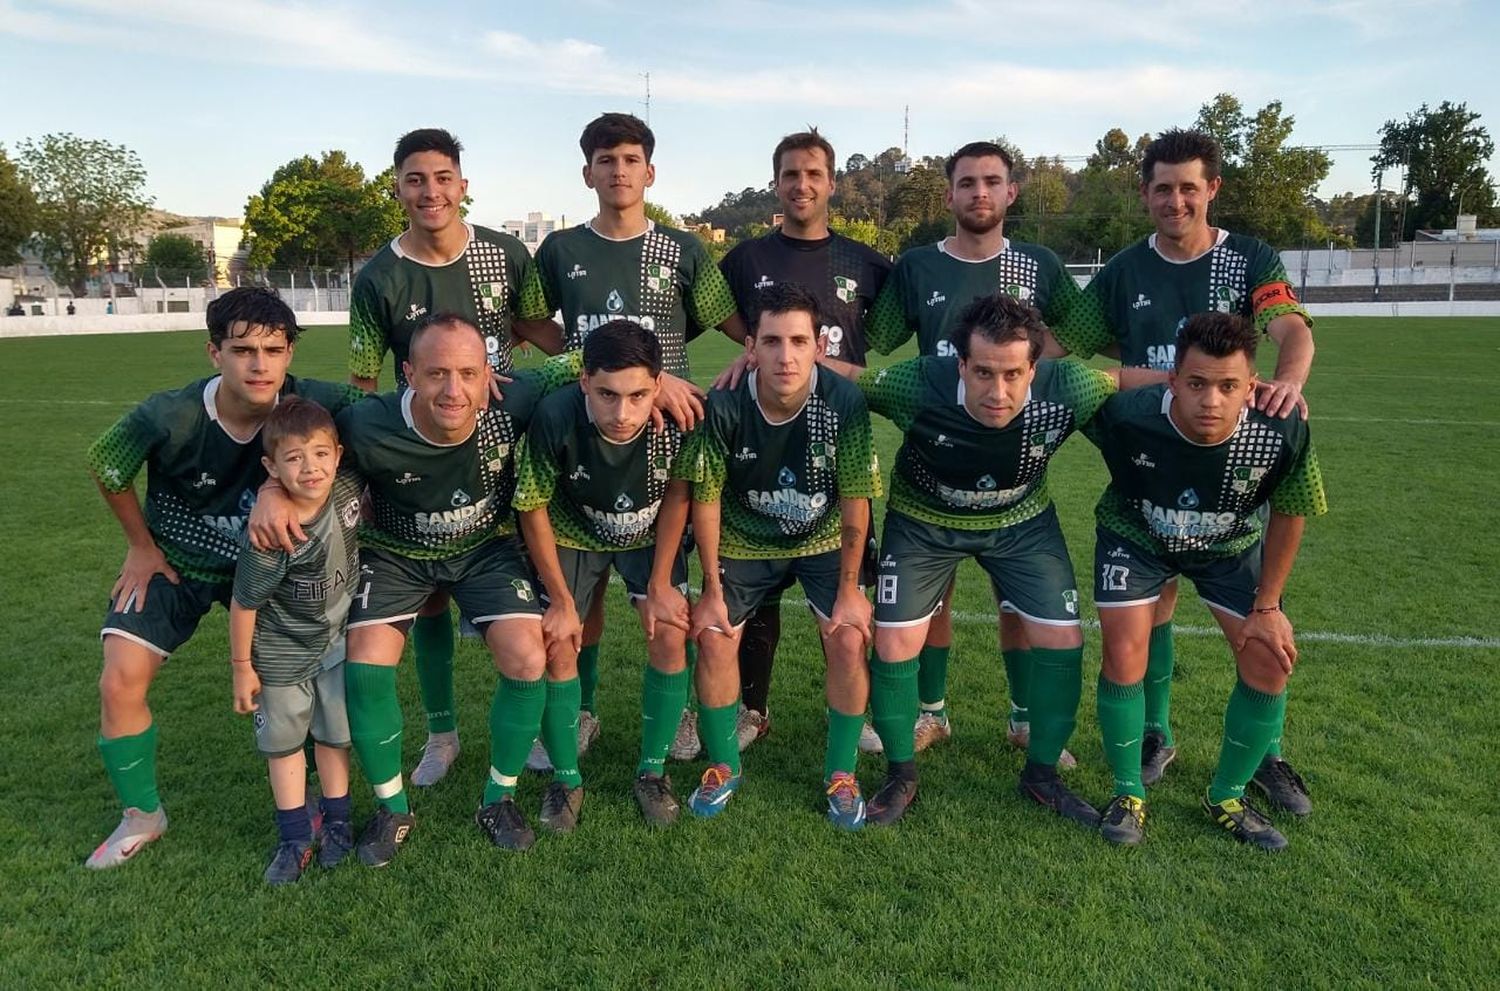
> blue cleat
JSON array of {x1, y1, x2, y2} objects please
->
[
  {"x1": 824, "y1": 771, "x2": 866, "y2": 831},
  {"x1": 687, "y1": 763, "x2": 741, "y2": 817}
]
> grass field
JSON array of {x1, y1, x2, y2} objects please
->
[{"x1": 2, "y1": 317, "x2": 1498, "y2": 988}]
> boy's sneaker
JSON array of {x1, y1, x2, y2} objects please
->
[
  {"x1": 825, "y1": 772, "x2": 866, "y2": 831},
  {"x1": 913, "y1": 711, "x2": 951, "y2": 753},
  {"x1": 1202, "y1": 794, "x2": 1288, "y2": 851},
  {"x1": 633, "y1": 773, "x2": 681, "y2": 827},
  {"x1": 669, "y1": 709, "x2": 702, "y2": 761},
  {"x1": 735, "y1": 704, "x2": 770, "y2": 752},
  {"x1": 1140, "y1": 730, "x2": 1177, "y2": 787},
  {"x1": 687, "y1": 763, "x2": 741, "y2": 817},
  {"x1": 538, "y1": 782, "x2": 585, "y2": 835},
  {"x1": 857, "y1": 721, "x2": 884, "y2": 754},
  {"x1": 411, "y1": 730, "x2": 460, "y2": 787},
  {"x1": 85, "y1": 806, "x2": 168, "y2": 870},
  {"x1": 355, "y1": 807, "x2": 415, "y2": 867},
  {"x1": 1100, "y1": 795, "x2": 1147, "y2": 846},
  {"x1": 1018, "y1": 769, "x2": 1101, "y2": 829},
  {"x1": 475, "y1": 797, "x2": 535, "y2": 851},
  {"x1": 1007, "y1": 719, "x2": 1077, "y2": 769},
  {"x1": 264, "y1": 840, "x2": 313, "y2": 886},
  {"x1": 317, "y1": 819, "x2": 355, "y2": 868},
  {"x1": 866, "y1": 771, "x2": 918, "y2": 826},
  {"x1": 1250, "y1": 756, "x2": 1312, "y2": 817}
]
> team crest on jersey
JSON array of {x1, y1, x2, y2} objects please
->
[
  {"x1": 451, "y1": 488, "x2": 471, "y2": 507},
  {"x1": 645, "y1": 264, "x2": 671, "y2": 293},
  {"x1": 833, "y1": 276, "x2": 857, "y2": 303},
  {"x1": 478, "y1": 282, "x2": 506, "y2": 312},
  {"x1": 1214, "y1": 286, "x2": 1239, "y2": 313},
  {"x1": 1028, "y1": 429, "x2": 1061, "y2": 458},
  {"x1": 652, "y1": 454, "x2": 670, "y2": 481},
  {"x1": 511, "y1": 578, "x2": 535, "y2": 602},
  {"x1": 1231, "y1": 466, "x2": 1268, "y2": 494},
  {"x1": 809, "y1": 441, "x2": 831, "y2": 468},
  {"x1": 614, "y1": 493, "x2": 634, "y2": 511},
  {"x1": 606, "y1": 289, "x2": 625, "y2": 313},
  {"x1": 1062, "y1": 589, "x2": 1079, "y2": 615},
  {"x1": 1178, "y1": 488, "x2": 1200, "y2": 509},
  {"x1": 340, "y1": 498, "x2": 361, "y2": 528},
  {"x1": 484, "y1": 444, "x2": 510, "y2": 471},
  {"x1": 1004, "y1": 283, "x2": 1033, "y2": 301}
]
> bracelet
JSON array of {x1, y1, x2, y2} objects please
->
[
  {"x1": 1252, "y1": 605, "x2": 1281, "y2": 614},
  {"x1": 230, "y1": 657, "x2": 252, "y2": 665}
]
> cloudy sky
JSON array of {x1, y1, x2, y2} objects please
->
[{"x1": 2, "y1": 0, "x2": 1495, "y2": 228}]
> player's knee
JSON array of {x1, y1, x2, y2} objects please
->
[
  {"x1": 98, "y1": 659, "x2": 149, "y2": 708},
  {"x1": 1236, "y1": 652, "x2": 1289, "y2": 695},
  {"x1": 825, "y1": 623, "x2": 865, "y2": 661}
]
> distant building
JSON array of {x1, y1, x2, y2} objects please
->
[
  {"x1": 685, "y1": 222, "x2": 726, "y2": 244},
  {"x1": 501, "y1": 212, "x2": 560, "y2": 254},
  {"x1": 157, "y1": 217, "x2": 249, "y2": 286}
]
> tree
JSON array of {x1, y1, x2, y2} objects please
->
[
  {"x1": 242, "y1": 151, "x2": 403, "y2": 272},
  {"x1": 644, "y1": 201, "x2": 678, "y2": 228},
  {"x1": 1373, "y1": 101, "x2": 1497, "y2": 235},
  {"x1": 16, "y1": 133, "x2": 153, "y2": 297},
  {"x1": 1057, "y1": 128, "x2": 1153, "y2": 260},
  {"x1": 0, "y1": 146, "x2": 37, "y2": 267},
  {"x1": 143, "y1": 233, "x2": 209, "y2": 284}
]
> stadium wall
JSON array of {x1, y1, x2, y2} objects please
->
[{"x1": 0, "y1": 311, "x2": 351, "y2": 338}]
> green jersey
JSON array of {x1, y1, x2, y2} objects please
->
[
  {"x1": 679, "y1": 369, "x2": 881, "y2": 560},
  {"x1": 1057, "y1": 230, "x2": 1311, "y2": 370},
  {"x1": 866, "y1": 239, "x2": 1080, "y2": 358},
  {"x1": 337, "y1": 354, "x2": 579, "y2": 560},
  {"x1": 87, "y1": 375, "x2": 363, "y2": 583},
  {"x1": 519, "y1": 221, "x2": 738, "y2": 376},
  {"x1": 349, "y1": 224, "x2": 534, "y2": 387},
  {"x1": 859, "y1": 357, "x2": 1114, "y2": 530},
  {"x1": 1084, "y1": 384, "x2": 1328, "y2": 559},
  {"x1": 512, "y1": 386, "x2": 687, "y2": 552},
  {"x1": 232, "y1": 471, "x2": 362, "y2": 685}
]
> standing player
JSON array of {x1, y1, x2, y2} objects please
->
[
  {"x1": 518, "y1": 112, "x2": 746, "y2": 763},
  {"x1": 1083, "y1": 313, "x2": 1326, "y2": 849},
  {"x1": 348, "y1": 128, "x2": 563, "y2": 790},
  {"x1": 1051, "y1": 129, "x2": 1316, "y2": 812},
  {"x1": 511, "y1": 321, "x2": 696, "y2": 828},
  {"x1": 861, "y1": 141, "x2": 1084, "y2": 761},
  {"x1": 85, "y1": 288, "x2": 361, "y2": 869},
  {"x1": 716, "y1": 128, "x2": 892, "y2": 750},
  {"x1": 662, "y1": 282, "x2": 881, "y2": 827}
]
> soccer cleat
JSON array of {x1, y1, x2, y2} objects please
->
[
  {"x1": 913, "y1": 711, "x2": 952, "y2": 753},
  {"x1": 1140, "y1": 730, "x2": 1178, "y2": 787},
  {"x1": 475, "y1": 796, "x2": 536, "y2": 851},
  {"x1": 263, "y1": 840, "x2": 313, "y2": 885},
  {"x1": 317, "y1": 818, "x2": 355, "y2": 869},
  {"x1": 633, "y1": 772, "x2": 681, "y2": 827},
  {"x1": 538, "y1": 782, "x2": 585, "y2": 835},
  {"x1": 857, "y1": 720, "x2": 884, "y2": 755},
  {"x1": 735, "y1": 704, "x2": 771, "y2": 752},
  {"x1": 1202, "y1": 794, "x2": 1288, "y2": 851},
  {"x1": 1100, "y1": 795, "x2": 1147, "y2": 846},
  {"x1": 457, "y1": 615, "x2": 482, "y2": 639},
  {"x1": 577, "y1": 710, "x2": 601, "y2": 756},
  {"x1": 687, "y1": 763, "x2": 741, "y2": 817},
  {"x1": 866, "y1": 771, "x2": 918, "y2": 826},
  {"x1": 1251, "y1": 756, "x2": 1313, "y2": 817},
  {"x1": 355, "y1": 807, "x2": 415, "y2": 867},
  {"x1": 1018, "y1": 770, "x2": 1102, "y2": 829},
  {"x1": 1007, "y1": 718, "x2": 1077, "y2": 770},
  {"x1": 411, "y1": 730, "x2": 460, "y2": 787},
  {"x1": 668, "y1": 709, "x2": 702, "y2": 761},
  {"x1": 525, "y1": 738, "x2": 551, "y2": 773},
  {"x1": 824, "y1": 772, "x2": 866, "y2": 831},
  {"x1": 85, "y1": 806, "x2": 168, "y2": 870}
]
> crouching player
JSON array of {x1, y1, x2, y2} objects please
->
[
  {"x1": 229, "y1": 398, "x2": 360, "y2": 883},
  {"x1": 1085, "y1": 312, "x2": 1326, "y2": 850},
  {"x1": 511, "y1": 320, "x2": 695, "y2": 828},
  {"x1": 664, "y1": 282, "x2": 881, "y2": 828}
]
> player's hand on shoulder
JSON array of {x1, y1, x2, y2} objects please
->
[
  {"x1": 248, "y1": 480, "x2": 305, "y2": 553},
  {"x1": 487, "y1": 370, "x2": 515, "y2": 405},
  {"x1": 690, "y1": 586, "x2": 732, "y2": 642},
  {"x1": 112, "y1": 542, "x2": 179, "y2": 613},
  {"x1": 1253, "y1": 378, "x2": 1309, "y2": 420},
  {"x1": 231, "y1": 660, "x2": 260, "y2": 714},
  {"x1": 641, "y1": 581, "x2": 690, "y2": 640},
  {"x1": 656, "y1": 373, "x2": 707, "y2": 431},
  {"x1": 711, "y1": 352, "x2": 756, "y2": 392}
]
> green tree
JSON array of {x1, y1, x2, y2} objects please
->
[
  {"x1": 143, "y1": 233, "x2": 209, "y2": 284},
  {"x1": 1058, "y1": 128, "x2": 1153, "y2": 260},
  {"x1": 886, "y1": 165, "x2": 948, "y2": 228},
  {"x1": 16, "y1": 133, "x2": 153, "y2": 297},
  {"x1": 243, "y1": 151, "x2": 403, "y2": 272},
  {"x1": 0, "y1": 146, "x2": 37, "y2": 267},
  {"x1": 644, "y1": 201, "x2": 678, "y2": 228},
  {"x1": 1373, "y1": 101, "x2": 1497, "y2": 236}
]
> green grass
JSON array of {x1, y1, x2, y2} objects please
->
[{"x1": 1, "y1": 318, "x2": 1498, "y2": 988}]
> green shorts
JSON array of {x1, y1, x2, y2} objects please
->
[
  {"x1": 874, "y1": 507, "x2": 1080, "y2": 628},
  {"x1": 252, "y1": 658, "x2": 350, "y2": 758},
  {"x1": 348, "y1": 537, "x2": 543, "y2": 633},
  {"x1": 100, "y1": 573, "x2": 232, "y2": 658},
  {"x1": 1093, "y1": 527, "x2": 1262, "y2": 619},
  {"x1": 719, "y1": 549, "x2": 847, "y2": 630},
  {"x1": 542, "y1": 544, "x2": 689, "y2": 617}
]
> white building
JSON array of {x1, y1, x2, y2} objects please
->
[{"x1": 501, "y1": 212, "x2": 560, "y2": 254}]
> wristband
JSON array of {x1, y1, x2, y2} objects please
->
[
  {"x1": 1252, "y1": 605, "x2": 1281, "y2": 615},
  {"x1": 230, "y1": 657, "x2": 252, "y2": 665}
]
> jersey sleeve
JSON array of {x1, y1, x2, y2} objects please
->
[
  {"x1": 684, "y1": 241, "x2": 738, "y2": 332},
  {"x1": 348, "y1": 274, "x2": 389, "y2": 381},
  {"x1": 1051, "y1": 268, "x2": 1116, "y2": 359},
  {"x1": 1053, "y1": 360, "x2": 1118, "y2": 427},
  {"x1": 517, "y1": 242, "x2": 559, "y2": 321},
  {"x1": 1248, "y1": 242, "x2": 1312, "y2": 336},
  {"x1": 681, "y1": 396, "x2": 731, "y2": 504},
  {"x1": 855, "y1": 357, "x2": 924, "y2": 432},
  {"x1": 864, "y1": 267, "x2": 913, "y2": 356},
  {"x1": 232, "y1": 540, "x2": 290, "y2": 610},
  {"x1": 87, "y1": 397, "x2": 165, "y2": 492},
  {"x1": 1042, "y1": 261, "x2": 1084, "y2": 330},
  {"x1": 1079, "y1": 390, "x2": 1120, "y2": 450},
  {"x1": 1269, "y1": 435, "x2": 1328, "y2": 518},
  {"x1": 294, "y1": 378, "x2": 367, "y2": 416},
  {"x1": 835, "y1": 391, "x2": 882, "y2": 500},
  {"x1": 511, "y1": 351, "x2": 583, "y2": 408},
  {"x1": 511, "y1": 418, "x2": 563, "y2": 513},
  {"x1": 718, "y1": 244, "x2": 752, "y2": 322}
]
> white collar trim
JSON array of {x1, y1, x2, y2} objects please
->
[
  {"x1": 1161, "y1": 387, "x2": 1245, "y2": 446},
  {"x1": 401, "y1": 388, "x2": 476, "y2": 447},
  {"x1": 586, "y1": 218, "x2": 654, "y2": 242},
  {"x1": 391, "y1": 223, "x2": 473, "y2": 267},
  {"x1": 1148, "y1": 227, "x2": 1229, "y2": 265},
  {"x1": 938, "y1": 236, "x2": 1010, "y2": 264},
  {"x1": 751, "y1": 366, "x2": 818, "y2": 425},
  {"x1": 203, "y1": 376, "x2": 273, "y2": 444}
]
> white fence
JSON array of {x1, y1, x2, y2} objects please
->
[{"x1": 0, "y1": 311, "x2": 350, "y2": 339}]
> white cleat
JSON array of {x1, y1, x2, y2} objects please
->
[
  {"x1": 857, "y1": 720, "x2": 884, "y2": 755},
  {"x1": 668, "y1": 708, "x2": 702, "y2": 761},
  {"x1": 526, "y1": 711, "x2": 601, "y2": 773},
  {"x1": 410, "y1": 730, "x2": 460, "y2": 787},
  {"x1": 735, "y1": 704, "x2": 770, "y2": 752},
  {"x1": 85, "y1": 806, "x2": 168, "y2": 869},
  {"x1": 1007, "y1": 718, "x2": 1077, "y2": 770}
]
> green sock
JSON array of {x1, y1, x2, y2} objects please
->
[
  {"x1": 871, "y1": 655, "x2": 920, "y2": 763},
  {"x1": 1097, "y1": 675, "x2": 1146, "y2": 799},
  {"x1": 638, "y1": 666, "x2": 690, "y2": 775},
  {"x1": 824, "y1": 707, "x2": 865, "y2": 780},
  {"x1": 345, "y1": 662, "x2": 408, "y2": 814},
  {"x1": 1144, "y1": 622, "x2": 1175, "y2": 746},
  {"x1": 577, "y1": 644, "x2": 601, "y2": 714},
  {"x1": 1026, "y1": 646, "x2": 1083, "y2": 766},
  {"x1": 1208, "y1": 680, "x2": 1288, "y2": 803},
  {"x1": 98, "y1": 724, "x2": 160, "y2": 813},
  {"x1": 685, "y1": 639, "x2": 698, "y2": 677},
  {"x1": 697, "y1": 699, "x2": 741, "y2": 776},
  {"x1": 412, "y1": 613, "x2": 456, "y2": 734},
  {"x1": 917, "y1": 644, "x2": 950, "y2": 715},
  {"x1": 1264, "y1": 688, "x2": 1286, "y2": 757},
  {"x1": 1003, "y1": 648, "x2": 1031, "y2": 721},
  {"x1": 540, "y1": 677, "x2": 583, "y2": 788},
  {"x1": 483, "y1": 675, "x2": 547, "y2": 804}
]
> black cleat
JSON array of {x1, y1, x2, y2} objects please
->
[
  {"x1": 866, "y1": 771, "x2": 918, "y2": 827},
  {"x1": 317, "y1": 818, "x2": 355, "y2": 868},
  {"x1": 355, "y1": 808, "x2": 415, "y2": 868},
  {"x1": 538, "y1": 782, "x2": 585, "y2": 835},
  {"x1": 1140, "y1": 730, "x2": 1177, "y2": 787},
  {"x1": 1250, "y1": 756, "x2": 1312, "y2": 817},
  {"x1": 264, "y1": 840, "x2": 312, "y2": 885},
  {"x1": 633, "y1": 773, "x2": 681, "y2": 827},
  {"x1": 475, "y1": 797, "x2": 536, "y2": 852},
  {"x1": 1202, "y1": 794, "x2": 1289, "y2": 851},
  {"x1": 1018, "y1": 769, "x2": 1102, "y2": 829},
  {"x1": 1100, "y1": 795, "x2": 1147, "y2": 846}
]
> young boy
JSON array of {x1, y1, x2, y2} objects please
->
[{"x1": 229, "y1": 397, "x2": 363, "y2": 884}]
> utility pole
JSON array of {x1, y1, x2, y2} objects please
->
[{"x1": 640, "y1": 72, "x2": 651, "y2": 124}]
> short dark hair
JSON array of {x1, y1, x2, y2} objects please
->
[
  {"x1": 945, "y1": 141, "x2": 1016, "y2": 182},
  {"x1": 950, "y1": 293, "x2": 1045, "y2": 363},
  {"x1": 773, "y1": 128, "x2": 836, "y2": 178},
  {"x1": 580, "y1": 113, "x2": 655, "y2": 162},
  {"x1": 1174, "y1": 312, "x2": 1258, "y2": 368},
  {"x1": 394, "y1": 128, "x2": 463, "y2": 172},
  {"x1": 206, "y1": 287, "x2": 299, "y2": 347},
  {"x1": 583, "y1": 320, "x2": 663, "y2": 376},
  {"x1": 408, "y1": 311, "x2": 484, "y2": 362},
  {"x1": 750, "y1": 282, "x2": 821, "y2": 336},
  {"x1": 1141, "y1": 128, "x2": 1221, "y2": 184},
  {"x1": 263, "y1": 395, "x2": 338, "y2": 459}
]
